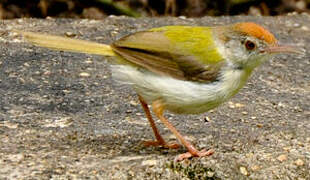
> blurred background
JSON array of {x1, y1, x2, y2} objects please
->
[{"x1": 0, "y1": 0, "x2": 309, "y2": 19}]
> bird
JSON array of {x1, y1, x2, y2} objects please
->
[{"x1": 16, "y1": 22, "x2": 301, "y2": 161}]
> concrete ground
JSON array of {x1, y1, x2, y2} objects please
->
[{"x1": 0, "y1": 15, "x2": 309, "y2": 179}]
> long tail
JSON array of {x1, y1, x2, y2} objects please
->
[{"x1": 16, "y1": 31, "x2": 115, "y2": 56}]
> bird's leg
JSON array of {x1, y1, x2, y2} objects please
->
[
  {"x1": 138, "y1": 95, "x2": 179, "y2": 149},
  {"x1": 152, "y1": 100, "x2": 214, "y2": 161}
]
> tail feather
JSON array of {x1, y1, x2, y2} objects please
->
[{"x1": 15, "y1": 30, "x2": 115, "y2": 57}]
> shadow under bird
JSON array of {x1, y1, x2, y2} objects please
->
[{"x1": 16, "y1": 22, "x2": 302, "y2": 161}]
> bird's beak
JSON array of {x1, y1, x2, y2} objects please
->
[{"x1": 262, "y1": 44, "x2": 305, "y2": 55}]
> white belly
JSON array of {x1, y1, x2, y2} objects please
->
[{"x1": 112, "y1": 65, "x2": 250, "y2": 114}]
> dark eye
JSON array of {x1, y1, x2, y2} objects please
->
[{"x1": 245, "y1": 40, "x2": 256, "y2": 51}]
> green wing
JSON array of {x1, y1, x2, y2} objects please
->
[{"x1": 111, "y1": 26, "x2": 225, "y2": 83}]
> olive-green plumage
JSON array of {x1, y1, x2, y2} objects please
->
[
  {"x1": 150, "y1": 26, "x2": 222, "y2": 64},
  {"x1": 112, "y1": 26, "x2": 224, "y2": 82}
]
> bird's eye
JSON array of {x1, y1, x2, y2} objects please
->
[{"x1": 244, "y1": 40, "x2": 256, "y2": 51}]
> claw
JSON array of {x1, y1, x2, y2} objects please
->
[{"x1": 175, "y1": 149, "x2": 214, "y2": 162}]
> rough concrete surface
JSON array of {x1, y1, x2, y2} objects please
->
[{"x1": 0, "y1": 15, "x2": 309, "y2": 179}]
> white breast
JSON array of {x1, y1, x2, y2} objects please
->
[{"x1": 112, "y1": 65, "x2": 250, "y2": 114}]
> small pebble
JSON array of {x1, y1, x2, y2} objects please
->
[
  {"x1": 277, "y1": 154, "x2": 287, "y2": 162},
  {"x1": 19, "y1": 78, "x2": 25, "y2": 84},
  {"x1": 43, "y1": 71, "x2": 51, "y2": 76},
  {"x1": 62, "y1": 90, "x2": 71, "y2": 93},
  {"x1": 207, "y1": 171, "x2": 215, "y2": 177},
  {"x1": 85, "y1": 59, "x2": 93, "y2": 64},
  {"x1": 65, "y1": 32, "x2": 76, "y2": 37},
  {"x1": 283, "y1": 146, "x2": 291, "y2": 152},
  {"x1": 242, "y1": 111, "x2": 248, "y2": 115},
  {"x1": 235, "y1": 103, "x2": 245, "y2": 108},
  {"x1": 301, "y1": 26, "x2": 309, "y2": 31},
  {"x1": 79, "y1": 72, "x2": 90, "y2": 77},
  {"x1": 240, "y1": 166, "x2": 248, "y2": 176},
  {"x1": 204, "y1": 116, "x2": 211, "y2": 122},
  {"x1": 251, "y1": 165, "x2": 260, "y2": 171},
  {"x1": 228, "y1": 102, "x2": 245, "y2": 108},
  {"x1": 294, "y1": 159, "x2": 304, "y2": 166},
  {"x1": 129, "y1": 100, "x2": 138, "y2": 106},
  {"x1": 228, "y1": 101, "x2": 235, "y2": 108}
]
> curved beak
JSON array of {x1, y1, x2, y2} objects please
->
[{"x1": 262, "y1": 44, "x2": 305, "y2": 55}]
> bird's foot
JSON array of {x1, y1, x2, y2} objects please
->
[
  {"x1": 143, "y1": 140, "x2": 180, "y2": 149},
  {"x1": 175, "y1": 148, "x2": 214, "y2": 162}
]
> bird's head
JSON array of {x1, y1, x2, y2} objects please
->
[{"x1": 215, "y1": 22, "x2": 301, "y2": 71}]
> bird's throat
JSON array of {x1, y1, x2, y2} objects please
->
[{"x1": 218, "y1": 68, "x2": 252, "y2": 99}]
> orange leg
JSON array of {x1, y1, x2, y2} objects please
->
[
  {"x1": 138, "y1": 95, "x2": 179, "y2": 149},
  {"x1": 152, "y1": 100, "x2": 214, "y2": 161}
]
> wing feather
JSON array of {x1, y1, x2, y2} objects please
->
[{"x1": 111, "y1": 27, "x2": 225, "y2": 83}]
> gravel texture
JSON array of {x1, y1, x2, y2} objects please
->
[{"x1": 0, "y1": 15, "x2": 309, "y2": 179}]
